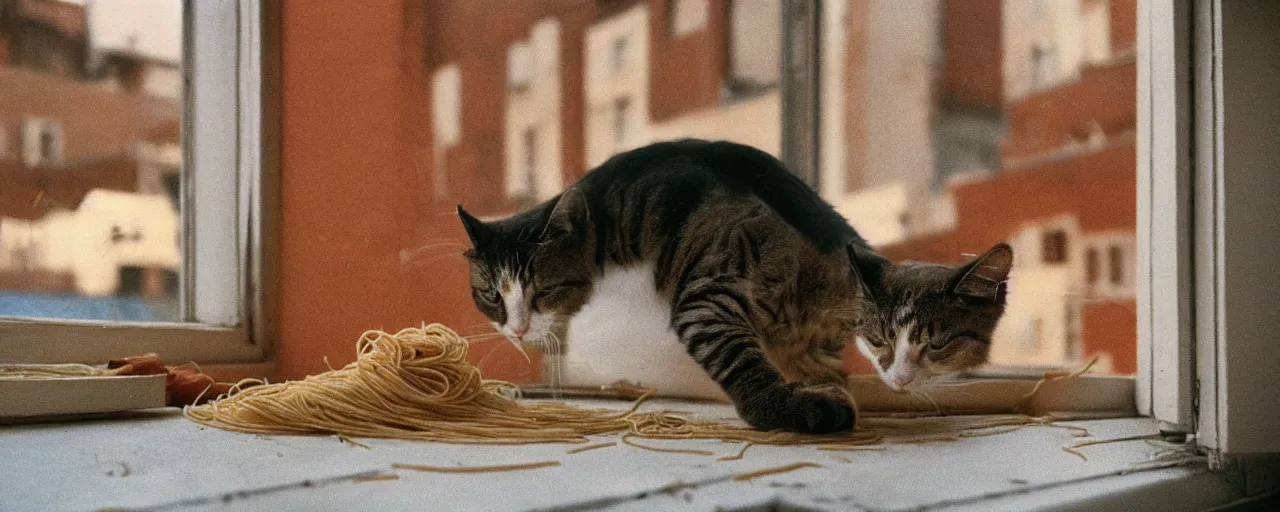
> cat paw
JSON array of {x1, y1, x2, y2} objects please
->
[
  {"x1": 735, "y1": 383, "x2": 857, "y2": 433},
  {"x1": 785, "y1": 384, "x2": 856, "y2": 434}
]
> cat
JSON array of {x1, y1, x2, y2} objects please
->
[{"x1": 456, "y1": 139, "x2": 1013, "y2": 434}]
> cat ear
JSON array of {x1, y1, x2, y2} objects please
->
[
  {"x1": 456, "y1": 205, "x2": 491, "y2": 247},
  {"x1": 543, "y1": 187, "x2": 589, "y2": 238},
  {"x1": 951, "y1": 243, "x2": 1014, "y2": 302},
  {"x1": 846, "y1": 243, "x2": 888, "y2": 299}
]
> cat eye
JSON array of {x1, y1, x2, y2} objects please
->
[
  {"x1": 929, "y1": 333, "x2": 973, "y2": 350},
  {"x1": 476, "y1": 289, "x2": 500, "y2": 304},
  {"x1": 533, "y1": 287, "x2": 562, "y2": 302},
  {"x1": 866, "y1": 337, "x2": 888, "y2": 348}
]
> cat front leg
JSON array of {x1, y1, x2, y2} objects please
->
[{"x1": 671, "y1": 278, "x2": 855, "y2": 434}]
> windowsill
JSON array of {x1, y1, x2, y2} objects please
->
[{"x1": 0, "y1": 399, "x2": 1242, "y2": 511}]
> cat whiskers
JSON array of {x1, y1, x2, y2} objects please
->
[
  {"x1": 469, "y1": 335, "x2": 540, "y2": 384},
  {"x1": 463, "y1": 327, "x2": 532, "y2": 364},
  {"x1": 462, "y1": 333, "x2": 508, "y2": 342},
  {"x1": 907, "y1": 389, "x2": 943, "y2": 416},
  {"x1": 459, "y1": 321, "x2": 498, "y2": 332},
  {"x1": 401, "y1": 252, "x2": 469, "y2": 269},
  {"x1": 400, "y1": 240, "x2": 470, "y2": 265},
  {"x1": 543, "y1": 331, "x2": 565, "y2": 400}
]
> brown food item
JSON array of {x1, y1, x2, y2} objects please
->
[
  {"x1": 105, "y1": 353, "x2": 167, "y2": 377},
  {"x1": 106, "y1": 354, "x2": 246, "y2": 407}
]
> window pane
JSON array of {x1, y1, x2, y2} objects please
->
[
  {"x1": 417, "y1": 1, "x2": 1136, "y2": 387},
  {"x1": 0, "y1": 0, "x2": 183, "y2": 322},
  {"x1": 823, "y1": 0, "x2": 1137, "y2": 376}
]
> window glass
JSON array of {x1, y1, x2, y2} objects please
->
[
  {"x1": 825, "y1": 0, "x2": 1137, "y2": 376},
  {"x1": 424, "y1": 1, "x2": 781, "y2": 385},
  {"x1": 0, "y1": 0, "x2": 183, "y2": 322},
  {"x1": 417, "y1": 0, "x2": 1136, "y2": 384}
]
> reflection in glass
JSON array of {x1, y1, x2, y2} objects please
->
[
  {"x1": 420, "y1": 1, "x2": 1138, "y2": 379},
  {"x1": 822, "y1": 0, "x2": 1137, "y2": 375}
]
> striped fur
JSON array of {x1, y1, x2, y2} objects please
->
[{"x1": 458, "y1": 139, "x2": 1013, "y2": 433}]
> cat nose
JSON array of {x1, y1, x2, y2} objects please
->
[
  {"x1": 893, "y1": 374, "x2": 914, "y2": 387},
  {"x1": 513, "y1": 327, "x2": 528, "y2": 340}
]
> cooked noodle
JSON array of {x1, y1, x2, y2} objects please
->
[{"x1": 183, "y1": 324, "x2": 882, "y2": 447}]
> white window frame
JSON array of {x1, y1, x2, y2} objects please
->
[
  {"x1": 1137, "y1": 0, "x2": 1194, "y2": 433},
  {"x1": 1142, "y1": 0, "x2": 1280, "y2": 460},
  {"x1": 0, "y1": 1, "x2": 273, "y2": 365}
]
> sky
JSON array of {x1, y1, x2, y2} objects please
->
[{"x1": 69, "y1": 0, "x2": 183, "y2": 63}]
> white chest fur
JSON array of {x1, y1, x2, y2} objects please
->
[{"x1": 560, "y1": 263, "x2": 730, "y2": 402}]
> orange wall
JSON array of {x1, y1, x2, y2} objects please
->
[{"x1": 274, "y1": 1, "x2": 538, "y2": 383}]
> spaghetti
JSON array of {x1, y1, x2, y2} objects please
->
[
  {"x1": 183, "y1": 324, "x2": 1098, "y2": 454},
  {"x1": 183, "y1": 324, "x2": 883, "y2": 448}
]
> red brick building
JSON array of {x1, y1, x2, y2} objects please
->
[
  {"x1": 0, "y1": 0, "x2": 181, "y2": 297},
  {"x1": 0, "y1": 0, "x2": 180, "y2": 212},
  {"x1": 425, "y1": 0, "x2": 767, "y2": 216}
]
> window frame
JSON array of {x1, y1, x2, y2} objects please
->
[
  {"x1": 1142, "y1": 0, "x2": 1280, "y2": 460},
  {"x1": 1187, "y1": 0, "x2": 1280, "y2": 459},
  {"x1": 1136, "y1": 0, "x2": 1195, "y2": 431},
  {"x1": 0, "y1": 1, "x2": 276, "y2": 365},
  {"x1": 803, "y1": 0, "x2": 1229, "y2": 430}
]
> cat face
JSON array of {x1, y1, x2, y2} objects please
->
[
  {"x1": 852, "y1": 244, "x2": 1013, "y2": 391},
  {"x1": 456, "y1": 190, "x2": 594, "y2": 350}
]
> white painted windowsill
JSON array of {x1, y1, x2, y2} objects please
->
[{"x1": 0, "y1": 399, "x2": 1244, "y2": 512}]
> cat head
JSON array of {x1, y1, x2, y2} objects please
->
[
  {"x1": 456, "y1": 188, "x2": 595, "y2": 349},
  {"x1": 850, "y1": 243, "x2": 1014, "y2": 391}
]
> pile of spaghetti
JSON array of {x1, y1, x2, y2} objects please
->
[{"x1": 183, "y1": 324, "x2": 882, "y2": 448}]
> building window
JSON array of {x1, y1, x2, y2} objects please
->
[
  {"x1": 725, "y1": 0, "x2": 780, "y2": 99},
  {"x1": 163, "y1": 173, "x2": 181, "y2": 211},
  {"x1": 1031, "y1": 0, "x2": 1049, "y2": 17},
  {"x1": 1042, "y1": 229, "x2": 1068, "y2": 264},
  {"x1": 1023, "y1": 317, "x2": 1044, "y2": 354},
  {"x1": 522, "y1": 127, "x2": 538, "y2": 197},
  {"x1": 1108, "y1": 245, "x2": 1124, "y2": 285},
  {"x1": 611, "y1": 36, "x2": 630, "y2": 74},
  {"x1": 117, "y1": 266, "x2": 144, "y2": 296},
  {"x1": 1030, "y1": 44, "x2": 1059, "y2": 90},
  {"x1": 1081, "y1": 0, "x2": 1111, "y2": 63},
  {"x1": 39, "y1": 131, "x2": 57, "y2": 162},
  {"x1": 668, "y1": 0, "x2": 709, "y2": 37},
  {"x1": 1086, "y1": 247, "x2": 1100, "y2": 284},
  {"x1": 21, "y1": 118, "x2": 63, "y2": 167},
  {"x1": 507, "y1": 40, "x2": 534, "y2": 91},
  {"x1": 612, "y1": 97, "x2": 631, "y2": 148},
  {"x1": 432, "y1": 65, "x2": 462, "y2": 148}
]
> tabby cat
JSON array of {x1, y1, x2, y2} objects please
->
[{"x1": 456, "y1": 139, "x2": 1013, "y2": 434}]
